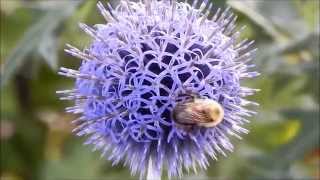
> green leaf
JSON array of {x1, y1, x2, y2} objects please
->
[
  {"x1": 0, "y1": 1, "x2": 82, "y2": 88},
  {"x1": 41, "y1": 144, "x2": 103, "y2": 179},
  {"x1": 228, "y1": 0, "x2": 288, "y2": 42},
  {"x1": 278, "y1": 109, "x2": 320, "y2": 163},
  {"x1": 294, "y1": 0, "x2": 320, "y2": 30},
  {"x1": 0, "y1": 7, "x2": 33, "y2": 61},
  {"x1": 275, "y1": 32, "x2": 319, "y2": 55},
  {"x1": 228, "y1": 0, "x2": 309, "y2": 42},
  {"x1": 247, "y1": 120, "x2": 301, "y2": 151},
  {"x1": 249, "y1": 109, "x2": 319, "y2": 179},
  {"x1": 38, "y1": 32, "x2": 58, "y2": 70},
  {"x1": 40, "y1": 139, "x2": 132, "y2": 180}
]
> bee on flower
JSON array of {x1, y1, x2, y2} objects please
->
[{"x1": 57, "y1": 0, "x2": 259, "y2": 179}]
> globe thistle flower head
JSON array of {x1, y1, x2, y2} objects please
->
[{"x1": 58, "y1": 0, "x2": 259, "y2": 179}]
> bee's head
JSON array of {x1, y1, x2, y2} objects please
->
[
  {"x1": 201, "y1": 99, "x2": 225, "y2": 127},
  {"x1": 207, "y1": 102, "x2": 224, "y2": 126}
]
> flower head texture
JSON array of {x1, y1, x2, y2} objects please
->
[{"x1": 58, "y1": 0, "x2": 259, "y2": 179}]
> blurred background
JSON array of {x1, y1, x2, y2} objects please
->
[{"x1": 0, "y1": 0, "x2": 319, "y2": 179}]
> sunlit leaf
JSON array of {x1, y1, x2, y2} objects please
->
[
  {"x1": 248, "y1": 120, "x2": 301, "y2": 151},
  {"x1": 249, "y1": 109, "x2": 319, "y2": 179},
  {"x1": 294, "y1": 0, "x2": 320, "y2": 30}
]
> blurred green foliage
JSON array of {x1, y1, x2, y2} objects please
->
[{"x1": 1, "y1": 0, "x2": 319, "y2": 179}]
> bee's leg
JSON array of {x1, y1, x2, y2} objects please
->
[
  {"x1": 182, "y1": 124, "x2": 194, "y2": 133},
  {"x1": 186, "y1": 125, "x2": 195, "y2": 133},
  {"x1": 175, "y1": 123, "x2": 194, "y2": 133}
]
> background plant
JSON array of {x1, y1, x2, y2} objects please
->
[{"x1": 1, "y1": 0, "x2": 319, "y2": 179}]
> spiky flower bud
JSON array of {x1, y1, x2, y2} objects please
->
[{"x1": 58, "y1": 0, "x2": 259, "y2": 179}]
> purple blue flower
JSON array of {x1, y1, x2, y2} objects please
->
[{"x1": 57, "y1": 0, "x2": 259, "y2": 179}]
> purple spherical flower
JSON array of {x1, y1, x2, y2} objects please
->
[{"x1": 58, "y1": 0, "x2": 259, "y2": 179}]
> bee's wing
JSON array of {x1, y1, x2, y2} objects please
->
[
  {"x1": 188, "y1": 111, "x2": 213, "y2": 123},
  {"x1": 174, "y1": 108, "x2": 212, "y2": 125}
]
